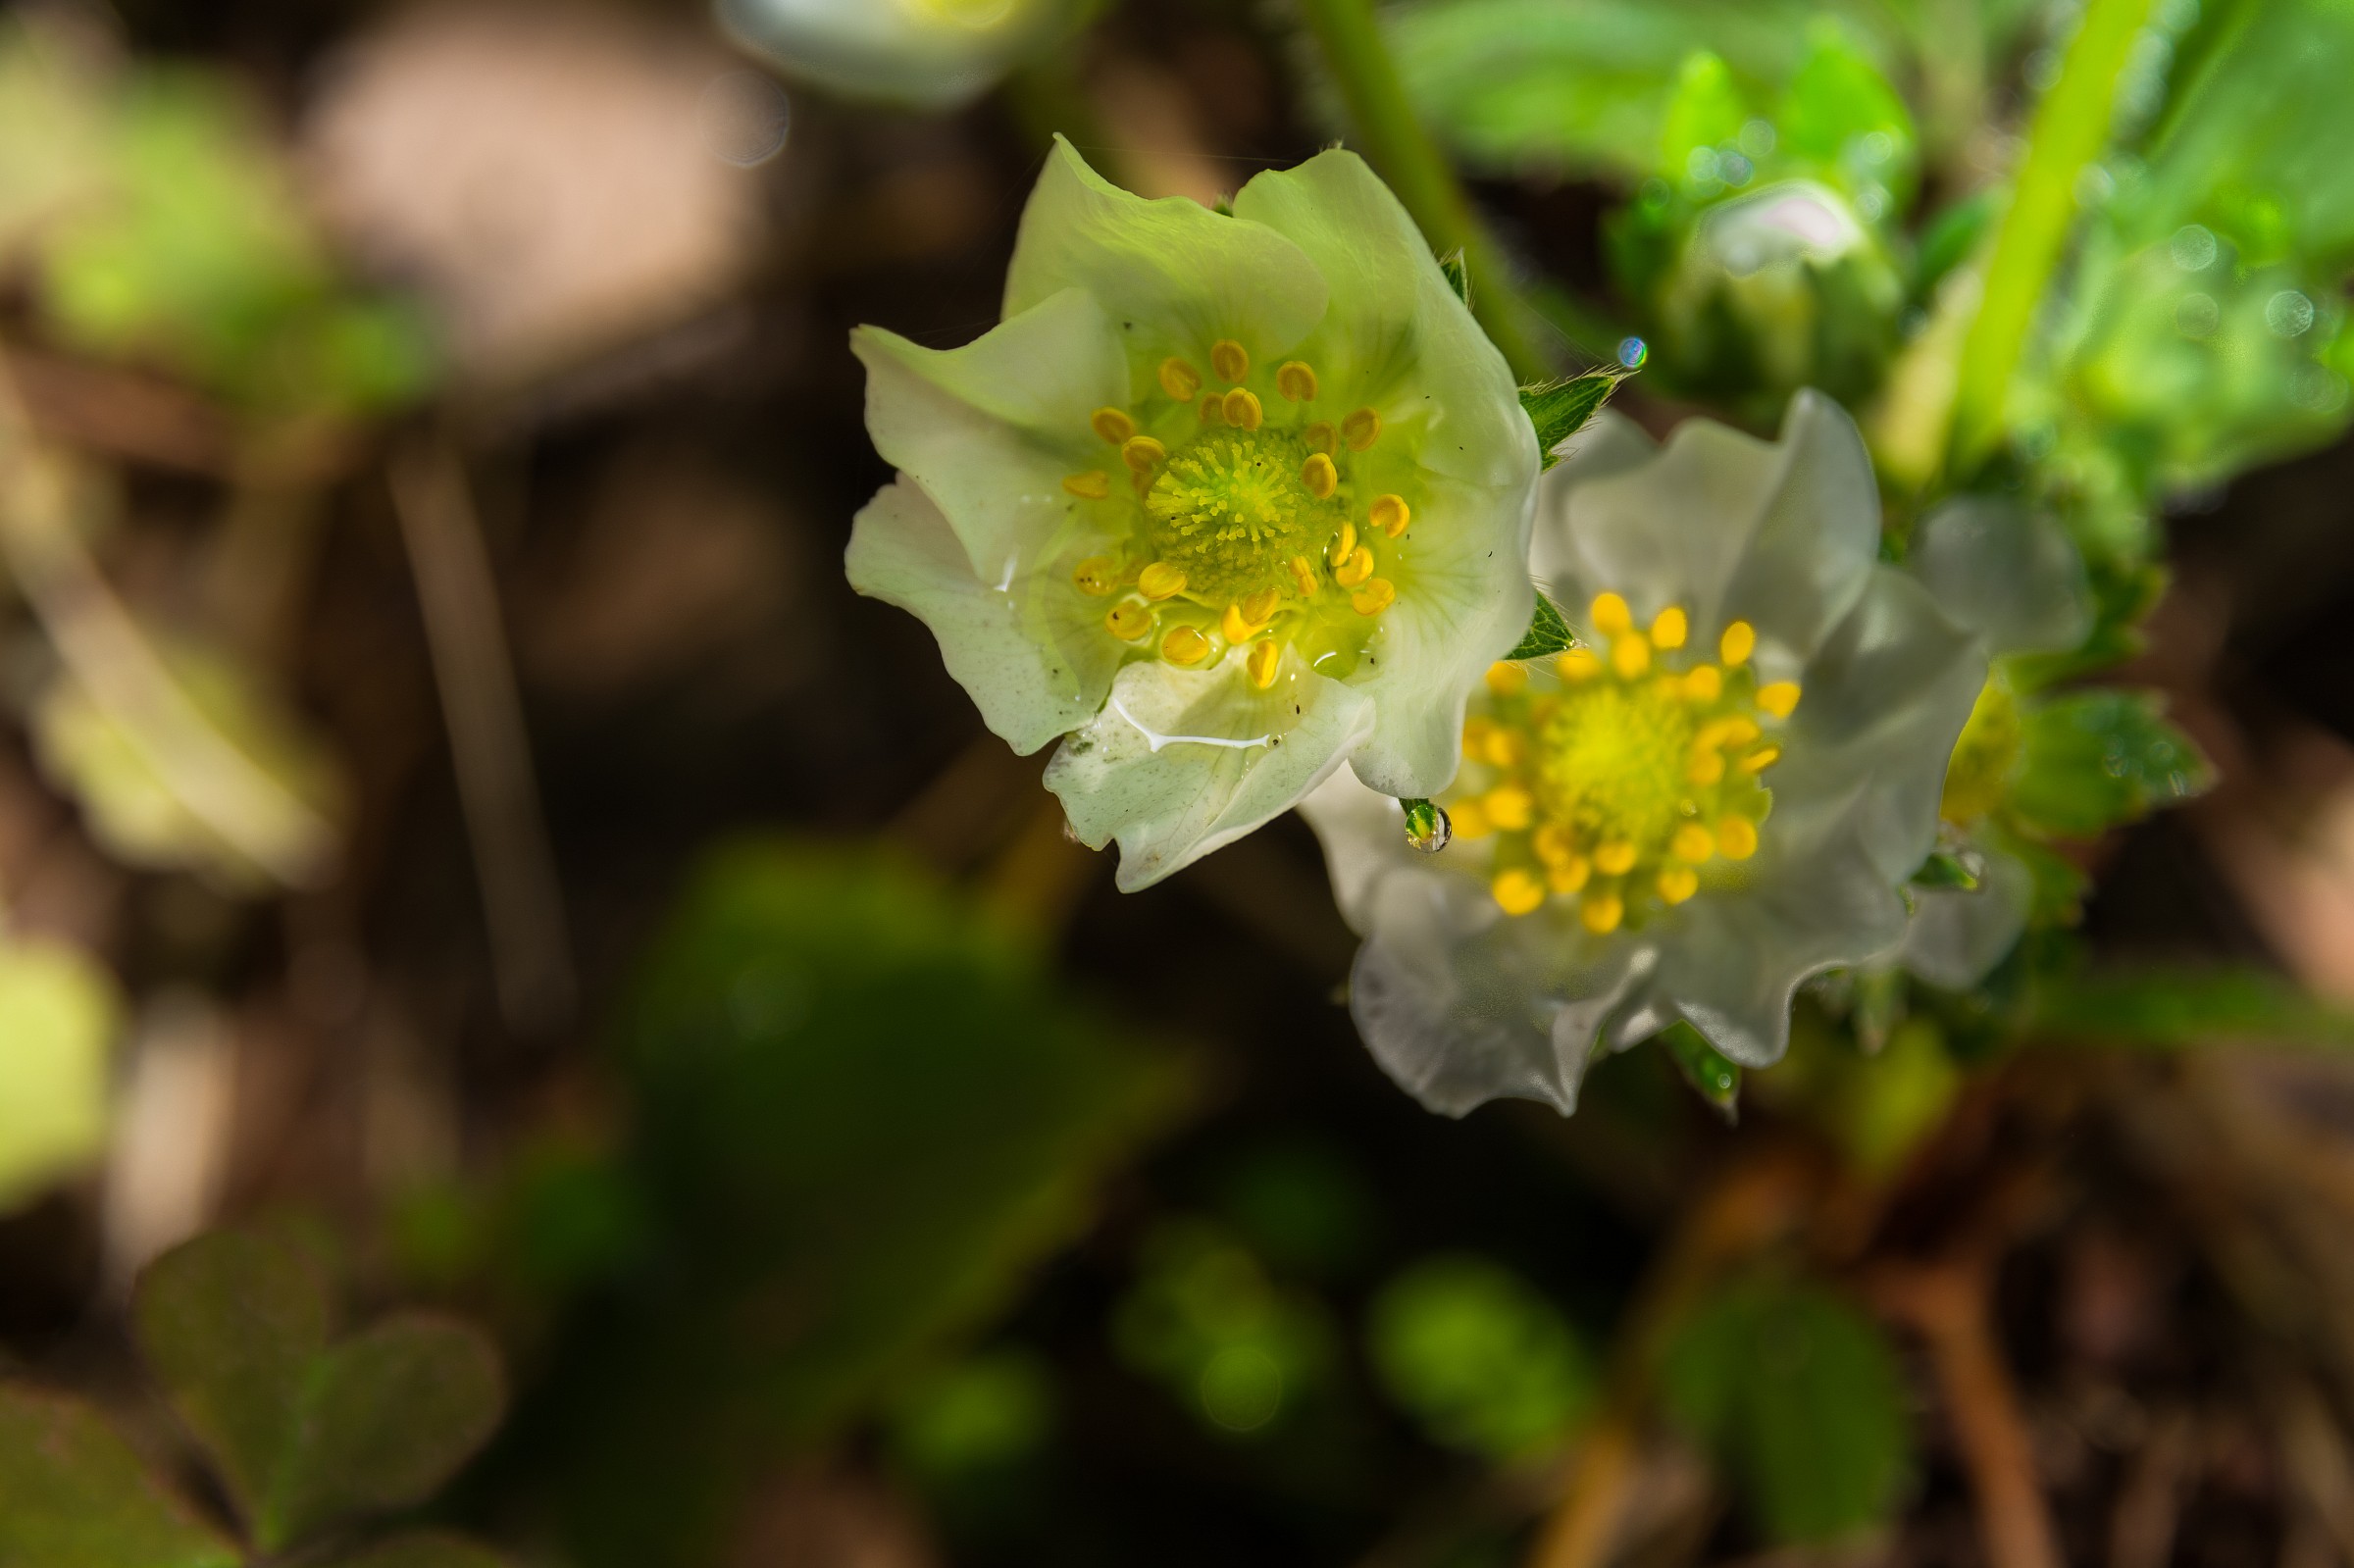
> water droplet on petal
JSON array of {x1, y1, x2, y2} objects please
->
[{"x1": 1403, "y1": 799, "x2": 1452, "y2": 853}]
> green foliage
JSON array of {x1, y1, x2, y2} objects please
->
[
  {"x1": 1506, "y1": 592, "x2": 1576, "y2": 660},
  {"x1": 2034, "y1": 966, "x2": 2354, "y2": 1049},
  {"x1": 1659, "y1": 1022, "x2": 1741, "y2": 1117},
  {"x1": 0, "y1": 939, "x2": 119, "y2": 1215},
  {"x1": 1519, "y1": 372, "x2": 1622, "y2": 468},
  {"x1": 2010, "y1": 689, "x2": 2210, "y2": 836},
  {"x1": 1114, "y1": 1219, "x2": 1333, "y2": 1438},
  {"x1": 132, "y1": 1230, "x2": 506, "y2": 1553},
  {"x1": 888, "y1": 1351, "x2": 1054, "y2": 1481},
  {"x1": 0, "y1": 1389, "x2": 239, "y2": 1568},
  {"x1": 323, "y1": 1535, "x2": 511, "y2": 1568},
  {"x1": 1663, "y1": 1276, "x2": 1912, "y2": 1543},
  {"x1": 1366, "y1": 1255, "x2": 1594, "y2": 1461}
]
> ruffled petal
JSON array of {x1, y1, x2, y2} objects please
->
[
  {"x1": 845, "y1": 477, "x2": 1123, "y2": 755},
  {"x1": 1004, "y1": 138, "x2": 1327, "y2": 381},
  {"x1": 1909, "y1": 496, "x2": 2092, "y2": 658},
  {"x1": 1901, "y1": 844, "x2": 2033, "y2": 990},
  {"x1": 854, "y1": 285, "x2": 1127, "y2": 579},
  {"x1": 1047, "y1": 649, "x2": 1375, "y2": 891}
]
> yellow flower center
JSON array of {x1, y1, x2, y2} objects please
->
[
  {"x1": 1446, "y1": 594, "x2": 1797, "y2": 932},
  {"x1": 1059, "y1": 341, "x2": 1412, "y2": 687}
]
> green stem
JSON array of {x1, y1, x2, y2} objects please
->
[
  {"x1": 1947, "y1": 0, "x2": 2160, "y2": 472},
  {"x1": 1294, "y1": 0, "x2": 1550, "y2": 381}
]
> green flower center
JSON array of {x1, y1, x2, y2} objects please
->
[
  {"x1": 1538, "y1": 681, "x2": 1699, "y2": 850},
  {"x1": 1143, "y1": 429, "x2": 1339, "y2": 602}
]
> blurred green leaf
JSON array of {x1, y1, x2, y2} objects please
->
[
  {"x1": 1520, "y1": 373, "x2": 1621, "y2": 468},
  {"x1": 888, "y1": 1351, "x2": 1054, "y2": 1482},
  {"x1": 2034, "y1": 966, "x2": 2354, "y2": 1049},
  {"x1": 1114, "y1": 1219, "x2": 1333, "y2": 1441},
  {"x1": 323, "y1": 1533, "x2": 511, "y2": 1568},
  {"x1": 1507, "y1": 593, "x2": 1576, "y2": 660},
  {"x1": 1663, "y1": 1277, "x2": 1912, "y2": 1543},
  {"x1": 0, "y1": 939, "x2": 119, "y2": 1215},
  {"x1": 0, "y1": 1388, "x2": 239, "y2": 1568},
  {"x1": 2010, "y1": 688, "x2": 2210, "y2": 836},
  {"x1": 1367, "y1": 1255, "x2": 1594, "y2": 1462},
  {"x1": 1659, "y1": 1022, "x2": 1740, "y2": 1118}
]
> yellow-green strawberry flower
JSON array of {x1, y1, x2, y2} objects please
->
[
  {"x1": 847, "y1": 139, "x2": 1540, "y2": 890},
  {"x1": 1302, "y1": 393, "x2": 1983, "y2": 1115}
]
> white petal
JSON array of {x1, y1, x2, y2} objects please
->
[
  {"x1": 845, "y1": 477, "x2": 1123, "y2": 755},
  {"x1": 1902, "y1": 845, "x2": 2033, "y2": 990},
  {"x1": 1909, "y1": 496, "x2": 2092, "y2": 658}
]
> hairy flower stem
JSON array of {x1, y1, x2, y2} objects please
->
[{"x1": 1293, "y1": 0, "x2": 1550, "y2": 381}]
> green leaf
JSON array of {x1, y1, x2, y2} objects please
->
[
  {"x1": 2033, "y1": 967, "x2": 2354, "y2": 1050},
  {"x1": 1519, "y1": 372, "x2": 1621, "y2": 468},
  {"x1": 1506, "y1": 592, "x2": 1577, "y2": 660},
  {"x1": 1663, "y1": 1278, "x2": 1912, "y2": 1543},
  {"x1": 0, "y1": 939, "x2": 120, "y2": 1215},
  {"x1": 2010, "y1": 689, "x2": 2211, "y2": 837},
  {"x1": 1659, "y1": 1022, "x2": 1740, "y2": 1118},
  {"x1": 1367, "y1": 1255, "x2": 1594, "y2": 1461},
  {"x1": 323, "y1": 1532, "x2": 511, "y2": 1568},
  {"x1": 1909, "y1": 852, "x2": 1980, "y2": 891},
  {"x1": 0, "y1": 1388, "x2": 240, "y2": 1568}
]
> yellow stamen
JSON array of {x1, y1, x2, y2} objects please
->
[
  {"x1": 1343, "y1": 407, "x2": 1382, "y2": 451},
  {"x1": 1301, "y1": 452, "x2": 1338, "y2": 499},
  {"x1": 1611, "y1": 632, "x2": 1652, "y2": 679},
  {"x1": 1717, "y1": 818, "x2": 1759, "y2": 860},
  {"x1": 1686, "y1": 750, "x2": 1726, "y2": 786},
  {"x1": 1671, "y1": 823, "x2": 1715, "y2": 863},
  {"x1": 1549, "y1": 856, "x2": 1592, "y2": 894},
  {"x1": 1651, "y1": 606, "x2": 1688, "y2": 649},
  {"x1": 1063, "y1": 471, "x2": 1111, "y2": 500},
  {"x1": 1276, "y1": 361, "x2": 1318, "y2": 401},
  {"x1": 1161, "y1": 625, "x2": 1211, "y2": 666},
  {"x1": 1700, "y1": 717, "x2": 1761, "y2": 749},
  {"x1": 1451, "y1": 798, "x2": 1493, "y2": 839},
  {"x1": 1493, "y1": 868, "x2": 1546, "y2": 917},
  {"x1": 1159, "y1": 358, "x2": 1203, "y2": 400},
  {"x1": 1758, "y1": 682, "x2": 1802, "y2": 719},
  {"x1": 1719, "y1": 621, "x2": 1757, "y2": 666},
  {"x1": 1329, "y1": 521, "x2": 1357, "y2": 569},
  {"x1": 1486, "y1": 661, "x2": 1528, "y2": 697},
  {"x1": 1657, "y1": 866, "x2": 1699, "y2": 905},
  {"x1": 1289, "y1": 555, "x2": 1317, "y2": 596},
  {"x1": 1105, "y1": 601, "x2": 1152, "y2": 640},
  {"x1": 1486, "y1": 785, "x2": 1533, "y2": 831},
  {"x1": 1138, "y1": 562, "x2": 1187, "y2": 600},
  {"x1": 1594, "y1": 840, "x2": 1637, "y2": 877},
  {"x1": 1739, "y1": 745, "x2": 1782, "y2": 774},
  {"x1": 1240, "y1": 587, "x2": 1280, "y2": 627},
  {"x1": 1534, "y1": 824, "x2": 1576, "y2": 866},
  {"x1": 1463, "y1": 716, "x2": 1498, "y2": 755},
  {"x1": 1122, "y1": 435, "x2": 1167, "y2": 473},
  {"x1": 1247, "y1": 638, "x2": 1282, "y2": 689},
  {"x1": 1590, "y1": 592, "x2": 1633, "y2": 636},
  {"x1": 1200, "y1": 392, "x2": 1223, "y2": 424},
  {"x1": 1682, "y1": 665, "x2": 1722, "y2": 702},
  {"x1": 1370, "y1": 493, "x2": 1410, "y2": 537},
  {"x1": 1559, "y1": 648, "x2": 1603, "y2": 683},
  {"x1": 1211, "y1": 339, "x2": 1251, "y2": 382},
  {"x1": 1092, "y1": 407, "x2": 1136, "y2": 444},
  {"x1": 1222, "y1": 387, "x2": 1263, "y2": 430},
  {"x1": 1580, "y1": 893, "x2": 1624, "y2": 936},
  {"x1": 1222, "y1": 603, "x2": 1253, "y2": 642},
  {"x1": 1336, "y1": 545, "x2": 1375, "y2": 588},
  {"x1": 1073, "y1": 556, "x2": 1120, "y2": 595},
  {"x1": 1483, "y1": 727, "x2": 1523, "y2": 768},
  {"x1": 1305, "y1": 421, "x2": 1337, "y2": 455},
  {"x1": 1352, "y1": 579, "x2": 1397, "y2": 616}
]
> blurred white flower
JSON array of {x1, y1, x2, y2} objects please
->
[{"x1": 719, "y1": 0, "x2": 1073, "y2": 110}]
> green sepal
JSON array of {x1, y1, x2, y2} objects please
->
[
  {"x1": 1437, "y1": 249, "x2": 1469, "y2": 304},
  {"x1": 1660, "y1": 1023, "x2": 1740, "y2": 1120},
  {"x1": 2011, "y1": 689, "x2": 2211, "y2": 837},
  {"x1": 1909, "y1": 852, "x2": 1980, "y2": 891},
  {"x1": 1519, "y1": 373, "x2": 1621, "y2": 469},
  {"x1": 1505, "y1": 592, "x2": 1576, "y2": 661}
]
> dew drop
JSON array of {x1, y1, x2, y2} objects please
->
[{"x1": 1403, "y1": 799, "x2": 1452, "y2": 853}]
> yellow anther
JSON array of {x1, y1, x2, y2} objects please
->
[
  {"x1": 1651, "y1": 606, "x2": 1689, "y2": 649},
  {"x1": 1486, "y1": 661, "x2": 1528, "y2": 697},
  {"x1": 1159, "y1": 358, "x2": 1203, "y2": 400},
  {"x1": 1590, "y1": 592, "x2": 1633, "y2": 636},
  {"x1": 1611, "y1": 633, "x2": 1652, "y2": 680},
  {"x1": 1534, "y1": 824, "x2": 1576, "y2": 865},
  {"x1": 1352, "y1": 579, "x2": 1397, "y2": 617},
  {"x1": 1343, "y1": 407, "x2": 1382, "y2": 451},
  {"x1": 1719, "y1": 620, "x2": 1757, "y2": 666},
  {"x1": 1289, "y1": 555, "x2": 1317, "y2": 596},
  {"x1": 1247, "y1": 638, "x2": 1282, "y2": 689},
  {"x1": 1483, "y1": 728, "x2": 1523, "y2": 768},
  {"x1": 1559, "y1": 648, "x2": 1603, "y2": 683},
  {"x1": 1657, "y1": 866, "x2": 1699, "y2": 905},
  {"x1": 1301, "y1": 452, "x2": 1338, "y2": 499},
  {"x1": 1240, "y1": 587, "x2": 1280, "y2": 627},
  {"x1": 1063, "y1": 470, "x2": 1111, "y2": 500},
  {"x1": 1369, "y1": 494, "x2": 1410, "y2": 538},
  {"x1": 1451, "y1": 798, "x2": 1493, "y2": 839},
  {"x1": 1092, "y1": 407, "x2": 1137, "y2": 444},
  {"x1": 1493, "y1": 868, "x2": 1546, "y2": 917},
  {"x1": 1122, "y1": 435, "x2": 1167, "y2": 473},
  {"x1": 1485, "y1": 785, "x2": 1533, "y2": 831},
  {"x1": 1717, "y1": 818, "x2": 1759, "y2": 860},
  {"x1": 1222, "y1": 603, "x2": 1253, "y2": 642},
  {"x1": 1701, "y1": 717, "x2": 1761, "y2": 749},
  {"x1": 1336, "y1": 545, "x2": 1375, "y2": 588},
  {"x1": 1211, "y1": 339, "x2": 1251, "y2": 382},
  {"x1": 1277, "y1": 361, "x2": 1318, "y2": 401},
  {"x1": 1200, "y1": 392, "x2": 1223, "y2": 424},
  {"x1": 1161, "y1": 625, "x2": 1211, "y2": 666},
  {"x1": 1682, "y1": 665, "x2": 1723, "y2": 702},
  {"x1": 1329, "y1": 521, "x2": 1357, "y2": 569},
  {"x1": 1463, "y1": 717, "x2": 1498, "y2": 755},
  {"x1": 1739, "y1": 745, "x2": 1782, "y2": 774},
  {"x1": 1671, "y1": 823, "x2": 1715, "y2": 864},
  {"x1": 1549, "y1": 856, "x2": 1592, "y2": 894},
  {"x1": 1686, "y1": 749, "x2": 1727, "y2": 786},
  {"x1": 1138, "y1": 562, "x2": 1187, "y2": 600},
  {"x1": 1305, "y1": 421, "x2": 1337, "y2": 455},
  {"x1": 1594, "y1": 840, "x2": 1637, "y2": 877},
  {"x1": 1105, "y1": 600, "x2": 1153, "y2": 640},
  {"x1": 1222, "y1": 387, "x2": 1263, "y2": 430},
  {"x1": 1073, "y1": 556, "x2": 1121, "y2": 595},
  {"x1": 1758, "y1": 682, "x2": 1802, "y2": 719},
  {"x1": 1580, "y1": 894, "x2": 1624, "y2": 936}
]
